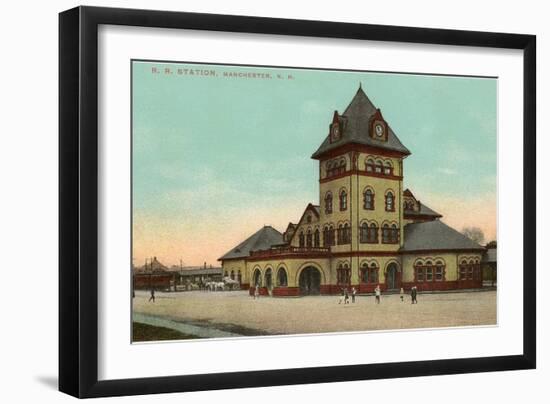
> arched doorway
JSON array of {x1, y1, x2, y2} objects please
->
[
  {"x1": 277, "y1": 267, "x2": 288, "y2": 286},
  {"x1": 265, "y1": 268, "x2": 273, "y2": 291},
  {"x1": 299, "y1": 266, "x2": 321, "y2": 295},
  {"x1": 253, "y1": 268, "x2": 262, "y2": 287},
  {"x1": 386, "y1": 263, "x2": 400, "y2": 290}
]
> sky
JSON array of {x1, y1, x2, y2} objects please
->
[{"x1": 132, "y1": 61, "x2": 497, "y2": 268}]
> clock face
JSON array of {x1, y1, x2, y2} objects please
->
[
  {"x1": 375, "y1": 123, "x2": 384, "y2": 137},
  {"x1": 332, "y1": 126, "x2": 340, "y2": 140}
]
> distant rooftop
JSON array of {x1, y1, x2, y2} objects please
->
[
  {"x1": 219, "y1": 225, "x2": 284, "y2": 260},
  {"x1": 401, "y1": 220, "x2": 485, "y2": 252}
]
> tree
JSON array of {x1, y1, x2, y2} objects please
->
[{"x1": 462, "y1": 226, "x2": 485, "y2": 244}]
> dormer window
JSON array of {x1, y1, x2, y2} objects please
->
[
  {"x1": 370, "y1": 109, "x2": 388, "y2": 142},
  {"x1": 330, "y1": 123, "x2": 341, "y2": 142}
]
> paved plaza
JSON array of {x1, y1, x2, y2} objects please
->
[{"x1": 132, "y1": 289, "x2": 497, "y2": 339}]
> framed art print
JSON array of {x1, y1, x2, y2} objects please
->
[{"x1": 59, "y1": 6, "x2": 536, "y2": 398}]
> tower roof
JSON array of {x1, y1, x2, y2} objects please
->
[{"x1": 311, "y1": 86, "x2": 410, "y2": 159}]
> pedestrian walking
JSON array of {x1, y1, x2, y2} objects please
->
[
  {"x1": 148, "y1": 288, "x2": 155, "y2": 302},
  {"x1": 375, "y1": 285, "x2": 381, "y2": 304},
  {"x1": 338, "y1": 288, "x2": 344, "y2": 304},
  {"x1": 411, "y1": 286, "x2": 418, "y2": 304},
  {"x1": 351, "y1": 287, "x2": 356, "y2": 303},
  {"x1": 400, "y1": 287, "x2": 404, "y2": 302},
  {"x1": 344, "y1": 287, "x2": 350, "y2": 304},
  {"x1": 254, "y1": 284, "x2": 260, "y2": 300}
]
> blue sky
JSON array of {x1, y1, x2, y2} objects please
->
[{"x1": 132, "y1": 61, "x2": 496, "y2": 266}]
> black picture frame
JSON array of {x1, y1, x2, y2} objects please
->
[{"x1": 59, "y1": 6, "x2": 536, "y2": 398}]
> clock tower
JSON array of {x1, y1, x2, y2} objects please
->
[{"x1": 311, "y1": 85, "x2": 411, "y2": 287}]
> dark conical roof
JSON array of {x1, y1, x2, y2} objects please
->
[
  {"x1": 311, "y1": 87, "x2": 410, "y2": 159},
  {"x1": 218, "y1": 226, "x2": 284, "y2": 260}
]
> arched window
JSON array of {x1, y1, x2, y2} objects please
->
[
  {"x1": 264, "y1": 268, "x2": 273, "y2": 290},
  {"x1": 468, "y1": 259, "x2": 475, "y2": 280},
  {"x1": 369, "y1": 262, "x2": 379, "y2": 283},
  {"x1": 324, "y1": 192, "x2": 333, "y2": 214},
  {"x1": 299, "y1": 231, "x2": 305, "y2": 247},
  {"x1": 277, "y1": 267, "x2": 288, "y2": 286},
  {"x1": 382, "y1": 224, "x2": 390, "y2": 243},
  {"x1": 375, "y1": 160, "x2": 383, "y2": 174},
  {"x1": 435, "y1": 260, "x2": 445, "y2": 281},
  {"x1": 337, "y1": 224, "x2": 343, "y2": 245},
  {"x1": 415, "y1": 262, "x2": 424, "y2": 282},
  {"x1": 323, "y1": 225, "x2": 335, "y2": 246},
  {"x1": 425, "y1": 260, "x2": 433, "y2": 282},
  {"x1": 337, "y1": 263, "x2": 351, "y2": 285},
  {"x1": 459, "y1": 259, "x2": 468, "y2": 280},
  {"x1": 338, "y1": 159, "x2": 346, "y2": 174},
  {"x1": 343, "y1": 223, "x2": 351, "y2": 244},
  {"x1": 390, "y1": 224, "x2": 399, "y2": 243},
  {"x1": 306, "y1": 229, "x2": 312, "y2": 247},
  {"x1": 363, "y1": 189, "x2": 374, "y2": 210},
  {"x1": 361, "y1": 262, "x2": 379, "y2": 284},
  {"x1": 384, "y1": 161, "x2": 393, "y2": 175},
  {"x1": 314, "y1": 229, "x2": 320, "y2": 247},
  {"x1": 230, "y1": 270, "x2": 235, "y2": 280},
  {"x1": 339, "y1": 189, "x2": 347, "y2": 211},
  {"x1": 326, "y1": 161, "x2": 333, "y2": 178},
  {"x1": 360, "y1": 222, "x2": 369, "y2": 243},
  {"x1": 369, "y1": 223, "x2": 378, "y2": 243},
  {"x1": 237, "y1": 270, "x2": 242, "y2": 284},
  {"x1": 360, "y1": 223, "x2": 378, "y2": 243},
  {"x1": 366, "y1": 158, "x2": 375, "y2": 172},
  {"x1": 385, "y1": 191, "x2": 395, "y2": 211}
]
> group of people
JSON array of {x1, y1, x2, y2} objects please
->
[
  {"x1": 339, "y1": 285, "x2": 419, "y2": 304},
  {"x1": 338, "y1": 287, "x2": 357, "y2": 304}
]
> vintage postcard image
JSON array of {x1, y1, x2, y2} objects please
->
[{"x1": 131, "y1": 61, "x2": 497, "y2": 342}]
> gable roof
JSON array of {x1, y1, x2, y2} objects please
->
[
  {"x1": 403, "y1": 189, "x2": 442, "y2": 219},
  {"x1": 404, "y1": 201, "x2": 442, "y2": 218},
  {"x1": 133, "y1": 257, "x2": 169, "y2": 273},
  {"x1": 287, "y1": 203, "x2": 321, "y2": 244},
  {"x1": 219, "y1": 226, "x2": 284, "y2": 260},
  {"x1": 401, "y1": 220, "x2": 485, "y2": 252},
  {"x1": 311, "y1": 87, "x2": 411, "y2": 159}
]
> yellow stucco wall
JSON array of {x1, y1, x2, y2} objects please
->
[
  {"x1": 222, "y1": 259, "x2": 247, "y2": 282},
  {"x1": 401, "y1": 252, "x2": 483, "y2": 282},
  {"x1": 318, "y1": 151, "x2": 404, "y2": 253}
]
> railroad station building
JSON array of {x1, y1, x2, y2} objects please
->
[{"x1": 219, "y1": 86, "x2": 486, "y2": 296}]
